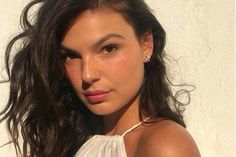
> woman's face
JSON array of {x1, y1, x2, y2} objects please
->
[{"x1": 61, "y1": 8, "x2": 153, "y2": 116}]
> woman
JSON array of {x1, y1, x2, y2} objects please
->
[{"x1": 0, "y1": 0, "x2": 200, "y2": 157}]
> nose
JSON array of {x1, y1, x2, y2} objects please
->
[{"x1": 81, "y1": 56, "x2": 100, "y2": 85}]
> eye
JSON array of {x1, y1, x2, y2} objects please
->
[
  {"x1": 61, "y1": 49, "x2": 81, "y2": 64},
  {"x1": 102, "y1": 44, "x2": 118, "y2": 54},
  {"x1": 64, "y1": 53, "x2": 78, "y2": 60}
]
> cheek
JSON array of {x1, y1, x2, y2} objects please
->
[
  {"x1": 65, "y1": 63, "x2": 82, "y2": 89},
  {"x1": 106, "y1": 49, "x2": 144, "y2": 89}
]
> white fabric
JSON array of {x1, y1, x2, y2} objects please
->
[
  {"x1": 74, "y1": 135, "x2": 127, "y2": 157},
  {"x1": 74, "y1": 119, "x2": 148, "y2": 157}
]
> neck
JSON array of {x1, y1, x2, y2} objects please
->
[{"x1": 102, "y1": 96, "x2": 141, "y2": 135}]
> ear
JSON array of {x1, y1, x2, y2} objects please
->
[{"x1": 141, "y1": 30, "x2": 154, "y2": 63}]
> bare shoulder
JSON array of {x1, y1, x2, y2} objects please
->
[{"x1": 136, "y1": 119, "x2": 201, "y2": 157}]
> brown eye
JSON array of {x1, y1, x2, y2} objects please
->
[
  {"x1": 65, "y1": 54, "x2": 78, "y2": 60},
  {"x1": 102, "y1": 44, "x2": 118, "y2": 54},
  {"x1": 60, "y1": 48, "x2": 81, "y2": 63},
  {"x1": 62, "y1": 52, "x2": 77, "y2": 62}
]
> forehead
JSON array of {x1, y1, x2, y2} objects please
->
[
  {"x1": 61, "y1": 8, "x2": 137, "y2": 50},
  {"x1": 74, "y1": 8, "x2": 129, "y2": 31}
]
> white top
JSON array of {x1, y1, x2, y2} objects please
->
[{"x1": 74, "y1": 119, "x2": 148, "y2": 157}]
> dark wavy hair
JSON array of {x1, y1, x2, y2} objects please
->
[{"x1": 0, "y1": 0, "x2": 188, "y2": 156}]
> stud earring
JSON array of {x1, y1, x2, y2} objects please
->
[{"x1": 144, "y1": 56, "x2": 150, "y2": 63}]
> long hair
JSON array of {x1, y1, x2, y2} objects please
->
[{"x1": 1, "y1": 0, "x2": 187, "y2": 156}]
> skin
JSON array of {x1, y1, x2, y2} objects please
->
[
  {"x1": 61, "y1": 8, "x2": 153, "y2": 135},
  {"x1": 126, "y1": 120, "x2": 201, "y2": 157},
  {"x1": 61, "y1": 8, "x2": 200, "y2": 157}
]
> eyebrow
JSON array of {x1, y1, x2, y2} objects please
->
[
  {"x1": 60, "y1": 46, "x2": 80, "y2": 57},
  {"x1": 92, "y1": 33, "x2": 125, "y2": 49},
  {"x1": 60, "y1": 33, "x2": 125, "y2": 54}
]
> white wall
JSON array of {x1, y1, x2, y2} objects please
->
[
  {"x1": 0, "y1": 0, "x2": 235, "y2": 157},
  {"x1": 0, "y1": 1, "x2": 30, "y2": 156},
  {"x1": 145, "y1": 0, "x2": 235, "y2": 157}
]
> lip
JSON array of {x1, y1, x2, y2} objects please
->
[{"x1": 83, "y1": 90, "x2": 110, "y2": 104}]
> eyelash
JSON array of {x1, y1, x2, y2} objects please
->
[
  {"x1": 101, "y1": 44, "x2": 119, "y2": 54},
  {"x1": 61, "y1": 51, "x2": 80, "y2": 63},
  {"x1": 61, "y1": 44, "x2": 119, "y2": 62}
]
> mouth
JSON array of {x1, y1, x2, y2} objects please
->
[{"x1": 83, "y1": 90, "x2": 110, "y2": 104}]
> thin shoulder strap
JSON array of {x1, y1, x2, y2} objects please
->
[{"x1": 121, "y1": 117, "x2": 150, "y2": 137}]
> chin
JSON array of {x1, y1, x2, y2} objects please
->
[
  {"x1": 89, "y1": 108, "x2": 119, "y2": 116},
  {"x1": 87, "y1": 104, "x2": 125, "y2": 116}
]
